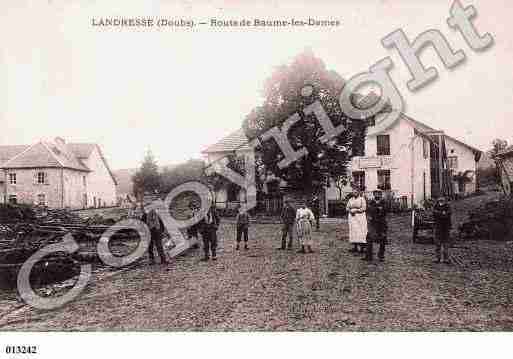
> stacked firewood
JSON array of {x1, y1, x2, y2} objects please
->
[{"x1": 0, "y1": 205, "x2": 140, "y2": 289}]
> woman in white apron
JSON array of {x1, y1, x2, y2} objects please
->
[
  {"x1": 296, "y1": 202, "x2": 316, "y2": 253},
  {"x1": 346, "y1": 189, "x2": 368, "y2": 254}
]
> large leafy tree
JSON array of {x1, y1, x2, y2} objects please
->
[
  {"x1": 487, "y1": 138, "x2": 510, "y2": 188},
  {"x1": 242, "y1": 49, "x2": 368, "y2": 197},
  {"x1": 160, "y1": 159, "x2": 206, "y2": 193},
  {"x1": 488, "y1": 138, "x2": 509, "y2": 158},
  {"x1": 132, "y1": 149, "x2": 161, "y2": 197}
]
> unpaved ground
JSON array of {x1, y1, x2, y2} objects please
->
[{"x1": 1, "y1": 192, "x2": 512, "y2": 331}]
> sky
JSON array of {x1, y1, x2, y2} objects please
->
[{"x1": 1, "y1": 0, "x2": 512, "y2": 170}]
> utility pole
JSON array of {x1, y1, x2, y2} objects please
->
[{"x1": 438, "y1": 134, "x2": 444, "y2": 197}]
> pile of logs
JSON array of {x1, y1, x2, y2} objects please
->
[
  {"x1": 0, "y1": 226, "x2": 80, "y2": 288},
  {"x1": 0, "y1": 205, "x2": 139, "y2": 289}
]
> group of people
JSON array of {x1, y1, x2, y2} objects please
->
[
  {"x1": 134, "y1": 202, "x2": 221, "y2": 264},
  {"x1": 345, "y1": 187, "x2": 453, "y2": 264},
  {"x1": 345, "y1": 188, "x2": 389, "y2": 262},
  {"x1": 138, "y1": 187, "x2": 453, "y2": 265}
]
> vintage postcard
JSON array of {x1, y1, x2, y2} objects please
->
[{"x1": 0, "y1": 0, "x2": 512, "y2": 357}]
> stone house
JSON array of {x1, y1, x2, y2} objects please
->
[
  {"x1": 0, "y1": 137, "x2": 117, "y2": 209},
  {"x1": 202, "y1": 114, "x2": 481, "y2": 216}
]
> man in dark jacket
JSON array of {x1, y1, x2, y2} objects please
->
[
  {"x1": 433, "y1": 196, "x2": 452, "y2": 264},
  {"x1": 199, "y1": 204, "x2": 220, "y2": 261},
  {"x1": 310, "y1": 195, "x2": 321, "y2": 231},
  {"x1": 235, "y1": 205, "x2": 250, "y2": 250},
  {"x1": 279, "y1": 200, "x2": 296, "y2": 250},
  {"x1": 363, "y1": 190, "x2": 388, "y2": 262},
  {"x1": 186, "y1": 203, "x2": 201, "y2": 249},
  {"x1": 141, "y1": 207, "x2": 169, "y2": 265}
]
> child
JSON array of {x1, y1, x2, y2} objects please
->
[
  {"x1": 296, "y1": 201, "x2": 316, "y2": 253},
  {"x1": 235, "y1": 205, "x2": 250, "y2": 250}
]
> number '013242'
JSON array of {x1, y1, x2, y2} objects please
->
[{"x1": 5, "y1": 345, "x2": 38, "y2": 355}]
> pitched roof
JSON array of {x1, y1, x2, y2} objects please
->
[
  {"x1": 67, "y1": 143, "x2": 96, "y2": 158},
  {"x1": 401, "y1": 115, "x2": 481, "y2": 154},
  {"x1": 201, "y1": 128, "x2": 251, "y2": 153},
  {"x1": 0, "y1": 139, "x2": 118, "y2": 185},
  {"x1": 48, "y1": 141, "x2": 91, "y2": 171},
  {"x1": 1, "y1": 141, "x2": 90, "y2": 171},
  {"x1": 201, "y1": 113, "x2": 481, "y2": 157},
  {"x1": 95, "y1": 145, "x2": 118, "y2": 186},
  {"x1": 0, "y1": 145, "x2": 29, "y2": 165}
]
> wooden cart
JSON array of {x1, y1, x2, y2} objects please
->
[{"x1": 412, "y1": 208, "x2": 435, "y2": 243}]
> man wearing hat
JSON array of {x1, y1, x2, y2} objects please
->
[
  {"x1": 363, "y1": 189, "x2": 388, "y2": 261},
  {"x1": 279, "y1": 199, "x2": 296, "y2": 250},
  {"x1": 432, "y1": 196, "x2": 452, "y2": 264}
]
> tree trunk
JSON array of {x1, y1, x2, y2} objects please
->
[{"x1": 302, "y1": 156, "x2": 314, "y2": 199}]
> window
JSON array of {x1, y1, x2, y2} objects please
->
[
  {"x1": 423, "y1": 139, "x2": 429, "y2": 159},
  {"x1": 377, "y1": 135, "x2": 391, "y2": 156},
  {"x1": 448, "y1": 156, "x2": 458, "y2": 170},
  {"x1": 9, "y1": 173, "x2": 16, "y2": 185},
  {"x1": 37, "y1": 172, "x2": 46, "y2": 184},
  {"x1": 8, "y1": 195, "x2": 17, "y2": 204},
  {"x1": 37, "y1": 193, "x2": 46, "y2": 206},
  {"x1": 227, "y1": 183, "x2": 239, "y2": 202},
  {"x1": 83, "y1": 176, "x2": 87, "y2": 187},
  {"x1": 352, "y1": 171, "x2": 366, "y2": 191},
  {"x1": 266, "y1": 180, "x2": 280, "y2": 194},
  {"x1": 377, "y1": 170, "x2": 391, "y2": 191}
]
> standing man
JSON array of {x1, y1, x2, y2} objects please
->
[
  {"x1": 199, "y1": 203, "x2": 220, "y2": 261},
  {"x1": 311, "y1": 195, "x2": 321, "y2": 231},
  {"x1": 186, "y1": 202, "x2": 201, "y2": 249},
  {"x1": 235, "y1": 205, "x2": 250, "y2": 250},
  {"x1": 433, "y1": 196, "x2": 452, "y2": 264},
  {"x1": 141, "y1": 207, "x2": 169, "y2": 265},
  {"x1": 279, "y1": 200, "x2": 296, "y2": 250},
  {"x1": 363, "y1": 190, "x2": 388, "y2": 262}
]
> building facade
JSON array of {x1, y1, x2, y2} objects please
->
[
  {"x1": 202, "y1": 115, "x2": 481, "y2": 216},
  {"x1": 0, "y1": 138, "x2": 117, "y2": 209},
  {"x1": 325, "y1": 115, "x2": 481, "y2": 210},
  {"x1": 496, "y1": 146, "x2": 513, "y2": 196}
]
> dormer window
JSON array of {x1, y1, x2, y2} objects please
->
[{"x1": 52, "y1": 146, "x2": 61, "y2": 155}]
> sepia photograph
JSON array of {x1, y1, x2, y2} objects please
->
[{"x1": 0, "y1": 0, "x2": 512, "y2": 357}]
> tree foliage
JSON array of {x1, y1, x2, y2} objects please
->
[
  {"x1": 132, "y1": 149, "x2": 161, "y2": 197},
  {"x1": 486, "y1": 138, "x2": 510, "y2": 187},
  {"x1": 488, "y1": 138, "x2": 509, "y2": 158},
  {"x1": 242, "y1": 49, "x2": 368, "y2": 196},
  {"x1": 160, "y1": 159, "x2": 206, "y2": 193}
]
